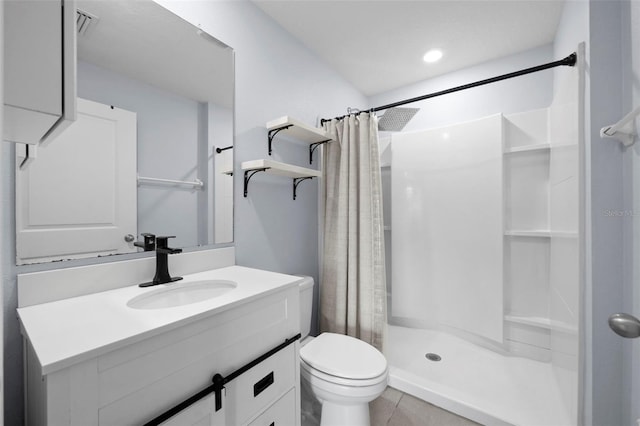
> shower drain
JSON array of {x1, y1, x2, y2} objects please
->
[{"x1": 425, "y1": 353, "x2": 442, "y2": 362}]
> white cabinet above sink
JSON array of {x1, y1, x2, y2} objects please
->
[{"x1": 4, "y1": 0, "x2": 77, "y2": 145}]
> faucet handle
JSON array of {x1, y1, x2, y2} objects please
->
[
  {"x1": 156, "y1": 235, "x2": 175, "y2": 248},
  {"x1": 134, "y1": 233, "x2": 156, "y2": 251}
]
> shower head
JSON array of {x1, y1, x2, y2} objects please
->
[{"x1": 378, "y1": 107, "x2": 419, "y2": 132}]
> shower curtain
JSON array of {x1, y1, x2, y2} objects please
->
[{"x1": 320, "y1": 113, "x2": 386, "y2": 351}]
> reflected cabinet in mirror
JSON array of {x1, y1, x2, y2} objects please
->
[{"x1": 15, "y1": 0, "x2": 234, "y2": 265}]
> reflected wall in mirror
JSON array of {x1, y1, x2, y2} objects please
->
[{"x1": 15, "y1": 0, "x2": 234, "y2": 265}]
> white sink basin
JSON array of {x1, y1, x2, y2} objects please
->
[{"x1": 127, "y1": 280, "x2": 237, "y2": 309}]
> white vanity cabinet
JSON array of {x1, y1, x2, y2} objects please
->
[
  {"x1": 20, "y1": 269, "x2": 301, "y2": 426},
  {"x1": 4, "y1": 0, "x2": 76, "y2": 145}
]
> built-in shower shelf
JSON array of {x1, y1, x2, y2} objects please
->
[
  {"x1": 266, "y1": 116, "x2": 334, "y2": 164},
  {"x1": 550, "y1": 231, "x2": 579, "y2": 238},
  {"x1": 503, "y1": 143, "x2": 551, "y2": 154},
  {"x1": 505, "y1": 315, "x2": 551, "y2": 329},
  {"x1": 505, "y1": 230, "x2": 578, "y2": 238},
  {"x1": 241, "y1": 159, "x2": 321, "y2": 200},
  {"x1": 505, "y1": 230, "x2": 550, "y2": 237},
  {"x1": 505, "y1": 315, "x2": 577, "y2": 333}
]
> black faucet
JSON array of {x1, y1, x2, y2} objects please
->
[
  {"x1": 139, "y1": 236, "x2": 183, "y2": 287},
  {"x1": 134, "y1": 233, "x2": 156, "y2": 251}
]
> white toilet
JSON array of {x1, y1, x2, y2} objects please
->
[{"x1": 298, "y1": 277, "x2": 388, "y2": 426}]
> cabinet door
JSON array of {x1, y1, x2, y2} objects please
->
[
  {"x1": 4, "y1": 0, "x2": 76, "y2": 144},
  {"x1": 159, "y1": 393, "x2": 226, "y2": 426},
  {"x1": 15, "y1": 98, "x2": 137, "y2": 264},
  {"x1": 247, "y1": 388, "x2": 297, "y2": 426},
  {"x1": 226, "y1": 345, "x2": 296, "y2": 425}
]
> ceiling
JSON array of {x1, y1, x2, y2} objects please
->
[{"x1": 252, "y1": 0, "x2": 566, "y2": 96}]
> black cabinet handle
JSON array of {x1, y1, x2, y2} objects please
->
[{"x1": 253, "y1": 371, "x2": 274, "y2": 397}]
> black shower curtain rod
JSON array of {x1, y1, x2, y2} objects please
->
[{"x1": 320, "y1": 52, "x2": 577, "y2": 125}]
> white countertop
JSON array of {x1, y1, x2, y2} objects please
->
[{"x1": 17, "y1": 266, "x2": 301, "y2": 375}]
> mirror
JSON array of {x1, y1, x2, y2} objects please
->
[{"x1": 15, "y1": 0, "x2": 234, "y2": 265}]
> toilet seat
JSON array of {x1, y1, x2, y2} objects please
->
[
  {"x1": 299, "y1": 333, "x2": 387, "y2": 382},
  {"x1": 300, "y1": 358, "x2": 388, "y2": 387}
]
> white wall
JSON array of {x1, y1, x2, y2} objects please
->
[
  {"x1": 1, "y1": 1, "x2": 366, "y2": 424},
  {"x1": 572, "y1": 1, "x2": 627, "y2": 425},
  {"x1": 211, "y1": 104, "x2": 234, "y2": 244}
]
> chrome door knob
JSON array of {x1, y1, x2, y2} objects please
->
[{"x1": 608, "y1": 313, "x2": 640, "y2": 338}]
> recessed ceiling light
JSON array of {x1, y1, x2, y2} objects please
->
[{"x1": 423, "y1": 49, "x2": 443, "y2": 63}]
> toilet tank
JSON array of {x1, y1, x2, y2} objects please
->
[{"x1": 297, "y1": 276, "x2": 314, "y2": 339}]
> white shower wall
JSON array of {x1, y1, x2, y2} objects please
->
[
  {"x1": 378, "y1": 40, "x2": 582, "y2": 424},
  {"x1": 387, "y1": 72, "x2": 581, "y2": 423},
  {"x1": 391, "y1": 114, "x2": 504, "y2": 343},
  {"x1": 387, "y1": 107, "x2": 580, "y2": 425}
]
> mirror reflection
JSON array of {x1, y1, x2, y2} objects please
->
[{"x1": 15, "y1": 0, "x2": 234, "y2": 265}]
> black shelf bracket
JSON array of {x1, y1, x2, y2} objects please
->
[
  {"x1": 309, "y1": 139, "x2": 331, "y2": 165},
  {"x1": 268, "y1": 125, "x2": 293, "y2": 156},
  {"x1": 293, "y1": 177, "x2": 314, "y2": 200},
  {"x1": 243, "y1": 168, "x2": 269, "y2": 197}
]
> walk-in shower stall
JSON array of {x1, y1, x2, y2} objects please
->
[{"x1": 380, "y1": 52, "x2": 583, "y2": 425}]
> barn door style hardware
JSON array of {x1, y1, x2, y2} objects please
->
[{"x1": 142, "y1": 333, "x2": 301, "y2": 426}]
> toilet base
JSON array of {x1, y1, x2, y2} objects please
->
[{"x1": 320, "y1": 401, "x2": 370, "y2": 426}]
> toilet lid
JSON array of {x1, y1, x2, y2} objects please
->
[{"x1": 299, "y1": 333, "x2": 387, "y2": 380}]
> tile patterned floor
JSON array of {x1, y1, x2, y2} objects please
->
[
  {"x1": 370, "y1": 387, "x2": 481, "y2": 426},
  {"x1": 302, "y1": 384, "x2": 480, "y2": 426}
]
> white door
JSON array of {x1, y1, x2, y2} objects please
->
[{"x1": 16, "y1": 98, "x2": 137, "y2": 264}]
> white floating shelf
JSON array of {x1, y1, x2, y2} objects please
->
[
  {"x1": 242, "y1": 159, "x2": 321, "y2": 178},
  {"x1": 504, "y1": 143, "x2": 551, "y2": 154},
  {"x1": 266, "y1": 116, "x2": 334, "y2": 164},
  {"x1": 241, "y1": 159, "x2": 321, "y2": 200},
  {"x1": 266, "y1": 116, "x2": 332, "y2": 144}
]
